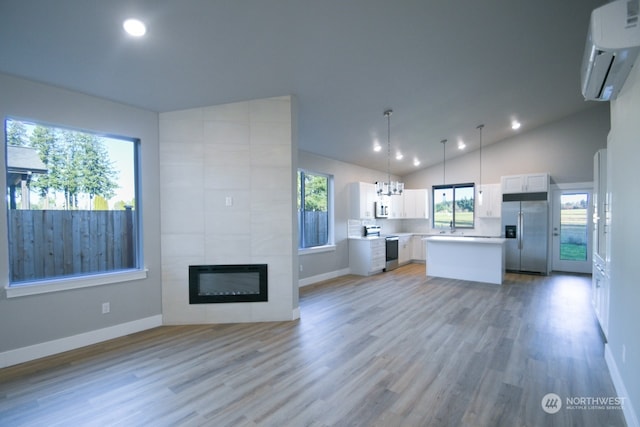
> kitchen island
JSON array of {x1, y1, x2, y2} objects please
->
[{"x1": 425, "y1": 236, "x2": 507, "y2": 285}]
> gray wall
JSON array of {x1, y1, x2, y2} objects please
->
[
  {"x1": 298, "y1": 151, "x2": 403, "y2": 280},
  {"x1": 609, "y1": 57, "x2": 640, "y2": 424},
  {"x1": 0, "y1": 73, "x2": 162, "y2": 353},
  {"x1": 403, "y1": 104, "x2": 610, "y2": 189}
]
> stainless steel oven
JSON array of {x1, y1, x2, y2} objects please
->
[{"x1": 385, "y1": 236, "x2": 399, "y2": 271}]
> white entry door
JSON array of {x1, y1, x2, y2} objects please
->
[{"x1": 551, "y1": 189, "x2": 592, "y2": 273}]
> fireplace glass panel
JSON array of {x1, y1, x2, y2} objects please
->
[{"x1": 189, "y1": 264, "x2": 268, "y2": 304}]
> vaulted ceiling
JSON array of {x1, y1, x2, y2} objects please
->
[{"x1": 0, "y1": 0, "x2": 605, "y2": 176}]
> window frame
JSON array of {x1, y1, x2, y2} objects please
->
[
  {"x1": 432, "y1": 182, "x2": 475, "y2": 229},
  {"x1": 4, "y1": 117, "x2": 146, "y2": 298},
  {"x1": 297, "y1": 169, "x2": 335, "y2": 254}
]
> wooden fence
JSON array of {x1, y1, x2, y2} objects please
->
[
  {"x1": 8, "y1": 209, "x2": 136, "y2": 283},
  {"x1": 298, "y1": 211, "x2": 328, "y2": 248}
]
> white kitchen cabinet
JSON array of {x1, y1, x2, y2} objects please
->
[
  {"x1": 411, "y1": 235, "x2": 426, "y2": 262},
  {"x1": 350, "y1": 182, "x2": 378, "y2": 219},
  {"x1": 398, "y1": 235, "x2": 412, "y2": 265},
  {"x1": 476, "y1": 183, "x2": 501, "y2": 218},
  {"x1": 501, "y1": 173, "x2": 549, "y2": 194},
  {"x1": 404, "y1": 189, "x2": 429, "y2": 219},
  {"x1": 592, "y1": 148, "x2": 609, "y2": 339},
  {"x1": 349, "y1": 238, "x2": 386, "y2": 275},
  {"x1": 388, "y1": 189, "x2": 429, "y2": 219},
  {"x1": 593, "y1": 149, "x2": 607, "y2": 260},
  {"x1": 389, "y1": 194, "x2": 404, "y2": 219},
  {"x1": 592, "y1": 254, "x2": 609, "y2": 338}
]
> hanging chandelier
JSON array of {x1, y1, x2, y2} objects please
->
[{"x1": 375, "y1": 109, "x2": 404, "y2": 196}]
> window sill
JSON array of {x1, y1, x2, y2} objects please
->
[
  {"x1": 4, "y1": 269, "x2": 149, "y2": 299},
  {"x1": 298, "y1": 245, "x2": 336, "y2": 256}
]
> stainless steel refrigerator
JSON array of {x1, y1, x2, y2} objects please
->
[{"x1": 501, "y1": 193, "x2": 549, "y2": 274}]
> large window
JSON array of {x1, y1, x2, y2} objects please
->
[
  {"x1": 432, "y1": 183, "x2": 475, "y2": 229},
  {"x1": 5, "y1": 118, "x2": 140, "y2": 286},
  {"x1": 297, "y1": 170, "x2": 333, "y2": 249}
]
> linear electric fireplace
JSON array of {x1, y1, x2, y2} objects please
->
[{"x1": 189, "y1": 264, "x2": 268, "y2": 304}]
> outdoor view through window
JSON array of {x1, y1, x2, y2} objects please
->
[{"x1": 4, "y1": 118, "x2": 139, "y2": 284}]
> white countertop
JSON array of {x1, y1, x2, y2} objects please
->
[
  {"x1": 425, "y1": 236, "x2": 506, "y2": 244},
  {"x1": 348, "y1": 236, "x2": 385, "y2": 240}
]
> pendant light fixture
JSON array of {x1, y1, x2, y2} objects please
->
[
  {"x1": 441, "y1": 139, "x2": 447, "y2": 200},
  {"x1": 441, "y1": 139, "x2": 447, "y2": 184},
  {"x1": 477, "y1": 124, "x2": 485, "y2": 206},
  {"x1": 375, "y1": 109, "x2": 404, "y2": 196}
]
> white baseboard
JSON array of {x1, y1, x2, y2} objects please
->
[
  {"x1": 606, "y1": 343, "x2": 640, "y2": 427},
  {"x1": 0, "y1": 315, "x2": 163, "y2": 368},
  {"x1": 298, "y1": 268, "x2": 350, "y2": 287}
]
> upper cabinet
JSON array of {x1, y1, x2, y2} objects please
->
[
  {"x1": 501, "y1": 173, "x2": 549, "y2": 194},
  {"x1": 593, "y1": 149, "x2": 608, "y2": 260},
  {"x1": 404, "y1": 189, "x2": 429, "y2": 219},
  {"x1": 350, "y1": 183, "x2": 429, "y2": 220},
  {"x1": 476, "y1": 183, "x2": 501, "y2": 218},
  {"x1": 350, "y1": 182, "x2": 378, "y2": 219},
  {"x1": 389, "y1": 189, "x2": 429, "y2": 219}
]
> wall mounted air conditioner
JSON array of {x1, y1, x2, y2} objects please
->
[{"x1": 582, "y1": 0, "x2": 640, "y2": 101}]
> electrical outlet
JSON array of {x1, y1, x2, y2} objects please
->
[
  {"x1": 102, "y1": 302, "x2": 110, "y2": 314},
  {"x1": 622, "y1": 344, "x2": 626, "y2": 364}
]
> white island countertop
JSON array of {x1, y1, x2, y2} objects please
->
[
  {"x1": 425, "y1": 236, "x2": 507, "y2": 284},
  {"x1": 424, "y1": 236, "x2": 506, "y2": 244}
]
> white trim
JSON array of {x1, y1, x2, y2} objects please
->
[
  {"x1": 299, "y1": 268, "x2": 349, "y2": 287},
  {"x1": 550, "y1": 181, "x2": 593, "y2": 190},
  {"x1": 298, "y1": 244, "x2": 336, "y2": 256},
  {"x1": 0, "y1": 314, "x2": 162, "y2": 368},
  {"x1": 606, "y1": 344, "x2": 640, "y2": 427},
  {"x1": 5, "y1": 268, "x2": 148, "y2": 298},
  {"x1": 291, "y1": 307, "x2": 300, "y2": 320}
]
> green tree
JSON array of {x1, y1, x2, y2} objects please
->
[
  {"x1": 72, "y1": 132, "x2": 118, "y2": 208},
  {"x1": 6, "y1": 119, "x2": 28, "y2": 146},
  {"x1": 25, "y1": 123, "x2": 119, "y2": 210},
  {"x1": 29, "y1": 125, "x2": 64, "y2": 205},
  {"x1": 303, "y1": 174, "x2": 327, "y2": 211}
]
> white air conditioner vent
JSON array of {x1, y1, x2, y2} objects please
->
[{"x1": 582, "y1": 0, "x2": 640, "y2": 101}]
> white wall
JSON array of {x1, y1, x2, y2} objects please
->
[
  {"x1": 0, "y1": 73, "x2": 162, "y2": 365},
  {"x1": 160, "y1": 96, "x2": 299, "y2": 323},
  {"x1": 607, "y1": 57, "x2": 640, "y2": 426}
]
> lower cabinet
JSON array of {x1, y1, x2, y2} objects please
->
[
  {"x1": 411, "y1": 235, "x2": 426, "y2": 262},
  {"x1": 592, "y1": 254, "x2": 610, "y2": 338},
  {"x1": 349, "y1": 238, "x2": 386, "y2": 276},
  {"x1": 398, "y1": 235, "x2": 412, "y2": 265}
]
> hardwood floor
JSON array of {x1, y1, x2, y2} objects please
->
[{"x1": 0, "y1": 264, "x2": 626, "y2": 426}]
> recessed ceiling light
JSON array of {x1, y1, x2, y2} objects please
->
[
  {"x1": 123, "y1": 18, "x2": 146, "y2": 37},
  {"x1": 395, "y1": 152, "x2": 403, "y2": 160},
  {"x1": 511, "y1": 120, "x2": 521, "y2": 130},
  {"x1": 373, "y1": 144, "x2": 382, "y2": 152},
  {"x1": 457, "y1": 140, "x2": 466, "y2": 150},
  {"x1": 413, "y1": 158, "x2": 420, "y2": 166}
]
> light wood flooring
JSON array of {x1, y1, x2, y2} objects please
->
[{"x1": 0, "y1": 264, "x2": 627, "y2": 426}]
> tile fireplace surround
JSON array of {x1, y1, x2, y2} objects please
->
[{"x1": 159, "y1": 96, "x2": 298, "y2": 324}]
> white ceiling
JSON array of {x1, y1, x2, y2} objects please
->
[{"x1": 0, "y1": 0, "x2": 605, "y2": 176}]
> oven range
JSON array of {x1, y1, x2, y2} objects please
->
[{"x1": 363, "y1": 225, "x2": 398, "y2": 272}]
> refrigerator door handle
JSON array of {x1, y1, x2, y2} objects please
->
[{"x1": 518, "y1": 212, "x2": 523, "y2": 250}]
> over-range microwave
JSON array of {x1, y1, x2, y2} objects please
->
[{"x1": 375, "y1": 201, "x2": 389, "y2": 218}]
